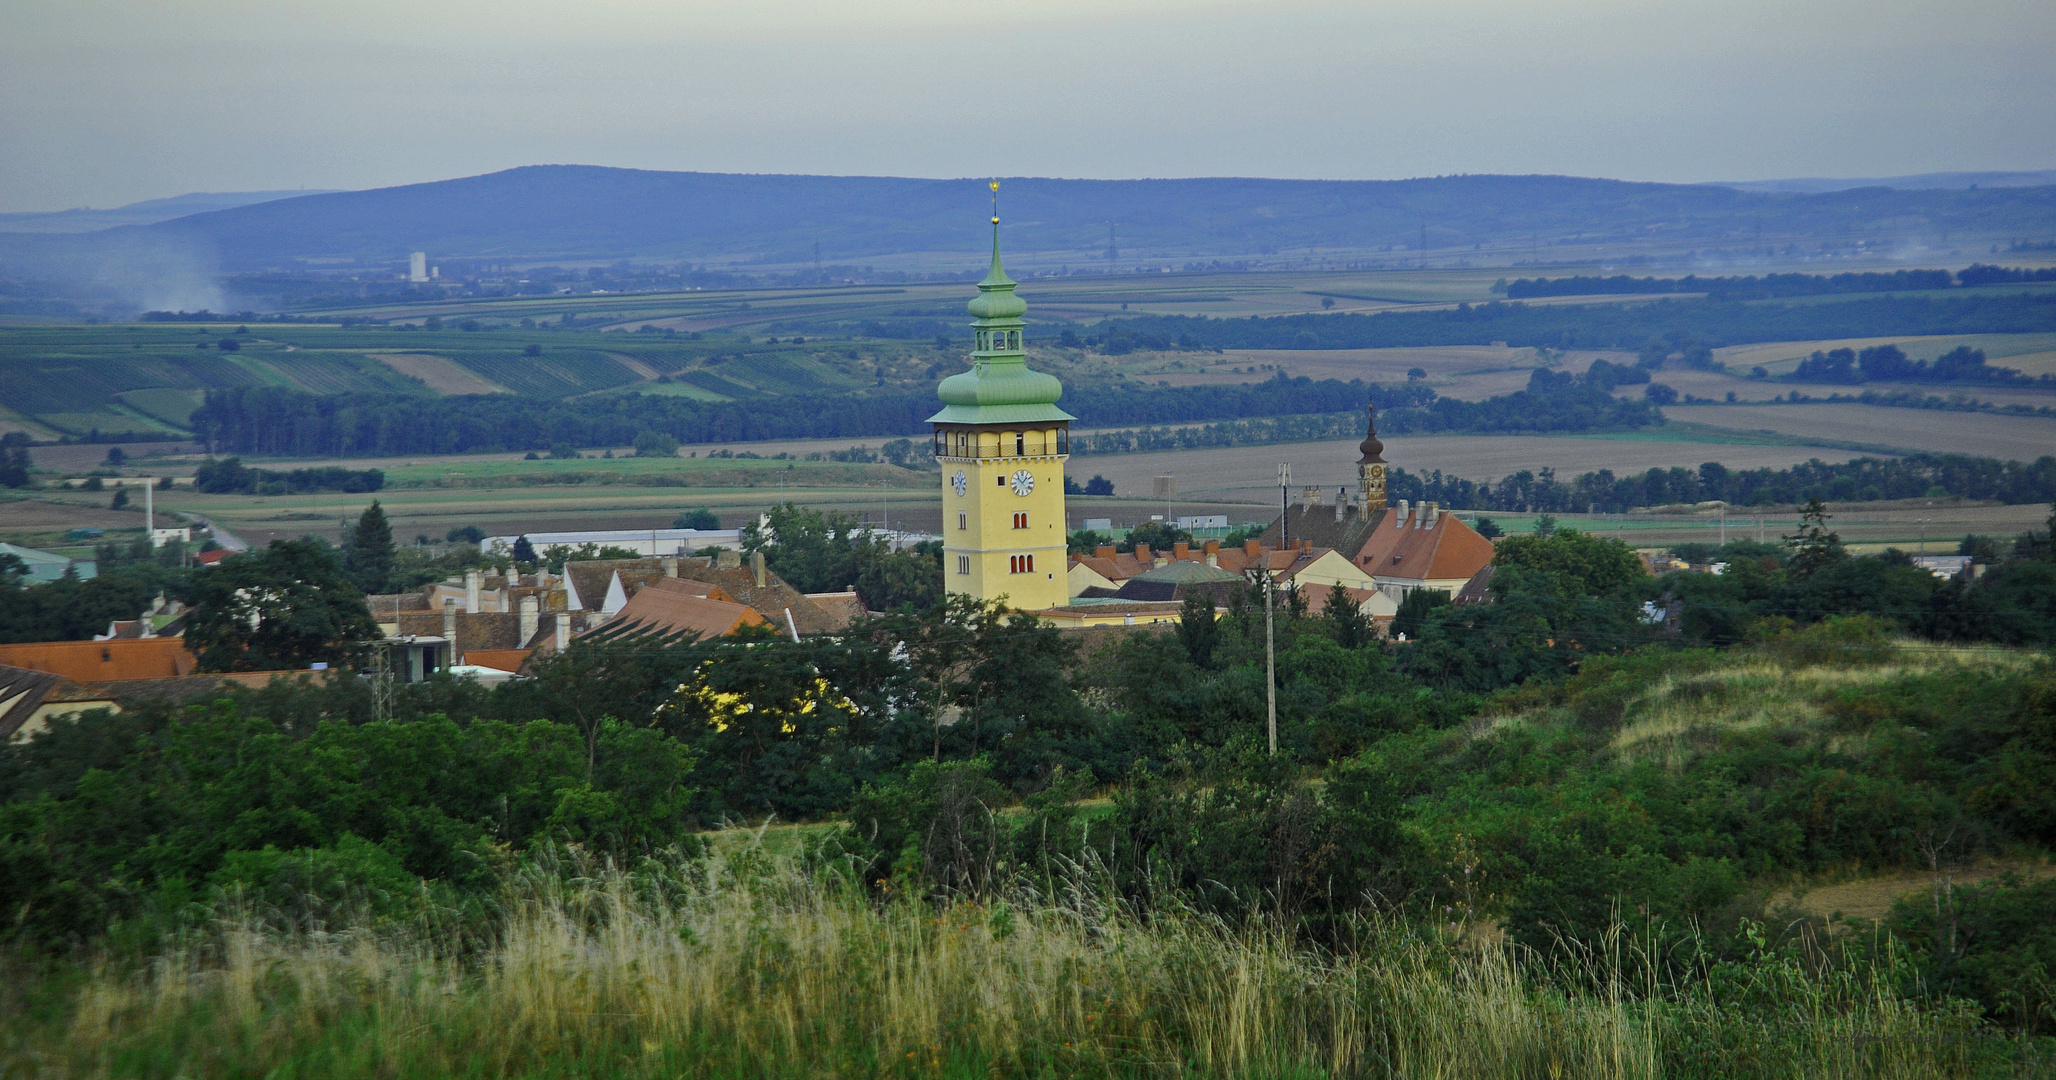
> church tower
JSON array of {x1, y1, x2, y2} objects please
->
[
  {"x1": 929, "y1": 182, "x2": 1073, "y2": 611},
  {"x1": 1357, "y1": 404, "x2": 1388, "y2": 510}
]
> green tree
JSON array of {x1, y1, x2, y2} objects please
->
[
  {"x1": 743, "y1": 503, "x2": 883, "y2": 594},
  {"x1": 1389, "y1": 588, "x2": 1449, "y2": 641},
  {"x1": 1492, "y1": 529, "x2": 1644, "y2": 599},
  {"x1": 1322, "y1": 584, "x2": 1373, "y2": 649},
  {"x1": 633, "y1": 431, "x2": 679, "y2": 458},
  {"x1": 853, "y1": 543, "x2": 942, "y2": 612},
  {"x1": 674, "y1": 507, "x2": 720, "y2": 530},
  {"x1": 1067, "y1": 529, "x2": 1112, "y2": 554},
  {"x1": 186, "y1": 539, "x2": 379, "y2": 672},
  {"x1": 343, "y1": 501, "x2": 395, "y2": 593},
  {"x1": 1122, "y1": 520, "x2": 1191, "y2": 554},
  {"x1": 1783, "y1": 497, "x2": 1845, "y2": 577},
  {"x1": 1177, "y1": 592, "x2": 1219, "y2": 667}
]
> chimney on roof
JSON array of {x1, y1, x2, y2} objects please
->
[
  {"x1": 750, "y1": 549, "x2": 766, "y2": 588},
  {"x1": 519, "y1": 595, "x2": 539, "y2": 645},
  {"x1": 1244, "y1": 539, "x2": 1262, "y2": 556},
  {"x1": 1302, "y1": 485, "x2": 1320, "y2": 508},
  {"x1": 1396, "y1": 499, "x2": 1409, "y2": 524},
  {"x1": 1204, "y1": 539, "x2": 1219, "y2": 567},
  {"x1": 1335, "y1": 489, "x2": 1347, "y2": 521},
  {"x1": 443, "y1": 598, "x2": 457, "y2": 645},
  {"x1": 1134, "y1": 543, "x2": 1151, "y2": 563},
  {"x1": 1301, "y1": 539, "x2": 1312, "y2": 554},
  {"x1": 1095, "y1": 545, "x2": 1115, "y2": 559},
  {"x1": 661, "y1": 557, "x2": 677, "y2": 578},
  {"x1": 1428, "y1": 502, "x2": 1440, "y2": 526},
  {"x1": 716, "y1": 549, "x2": 741, "y2": 569},
  {"x1": 555, "y1": 612, "x2": 570, "y2": 651},
  {"x1": 465, "y1": 569, "x2": 481, "y2": 612},
  {"x1": 1172, "y1": 541, "x2": 1189, "y2": 560}
]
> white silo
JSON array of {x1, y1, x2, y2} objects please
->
[{"x1": 410, "y1": 252, "x2": 429, "y2": 283}]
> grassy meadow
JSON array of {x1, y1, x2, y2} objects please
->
[{"x1": 0, "y1": 842, "x2": 2030, "y2": 1080}]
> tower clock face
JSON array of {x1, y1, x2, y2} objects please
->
[
  {"x1": 1366, "y1": 465, "x2": 1386, "y2": 495},
  {"x1": 951, "y1": 470, "x2": 968, "y2": 496},
  {"x1": 1010, "y1": 470, "x2": 1036, "y2": 496}
]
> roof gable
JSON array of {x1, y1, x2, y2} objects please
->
[
  {"x1": 1355, "y1": 510, "x2": 1495, "y2": 584},
  {"x1": 609, "y1": 579, "x2": 767, "y2": 639}
]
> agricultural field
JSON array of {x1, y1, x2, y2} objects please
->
[
  {"x1": 1078, "y1": 430, "x2": 1883, "y2": 507},
  {"x1": 1664, "y1": 402, "x2": 2056, "y2": 460}
]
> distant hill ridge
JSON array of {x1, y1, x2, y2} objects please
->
[{"x1": 5, "y1": 166, "x2": 2056, "y2": 271}]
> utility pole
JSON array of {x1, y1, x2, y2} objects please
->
[
  {"x1": 1919, "y1": 517, "x2": 1930, "y2": 555},
  {"x1": 1278, "y1": 462, "x2": 1291, "y2": 551},
  {"x1": 1264, "y1": 565, "x2": 1276, "y2": 756},
  {"x1": 1246, "y1": 562, "x2": 1278, "y2": 756}
]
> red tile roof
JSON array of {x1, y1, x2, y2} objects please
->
[
  {"x1": 606, "y1": 578, "x2": 768, "y2": 640},
  {"x1": 1352, "y1": 510, "x2": 1495, "y2": 583},
  {"x1": 0, "y1": 638, "x2": 198, "y2": 682}
]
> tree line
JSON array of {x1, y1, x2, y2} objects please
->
[
  {"x1": 1504, "y1": 267, "x2": 1966, "y2": 300},
  {"x1": 1788, "y1": 343, "x2": 2052, "y2": 385},
  {"x1": 1505, "y1": 264, "x2": 2056, "y2": 300},
  {"x1": 1393, "y1": 452, "x2": 2056, "y2": 513},
  {"x1": 187, "y1": 366, "x2": 1659, "y2": 458},
  {"x1": 192, "y1": 456, "x2": 386, "y2": 494},
  {"x1": 1094, "y1": 290, "x2": 2056, "y2": 353}
]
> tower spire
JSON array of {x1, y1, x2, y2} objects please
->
[
  {"x1": 1357, "y1": 402, "x2": 1389, "y2": 510},
  {"x1": 983, "y1": 178, "x2": 1010, "y2": 285}
]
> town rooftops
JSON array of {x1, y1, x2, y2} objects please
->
[
  {"x1": 606, "y1": 578, "x2": 769, "y2": 640},
  {"x1": 0, "y1": 663, "x2": 318, "y2": 743},
  {"x1": 0, "y1": 637, "x2": 198, "y2": 682},
  {"x1": 1353, "y1": 503, "x2": 1496, "y2": 584}
]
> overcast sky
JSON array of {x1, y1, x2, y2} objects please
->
[{"x1": 3, "y1": 0, "x2": 2053, "y2": 213}]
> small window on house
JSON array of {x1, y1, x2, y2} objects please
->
[
  {"x1": 958, "y1": 511, "x2": 968, "y2": 530},
  {"x1": 997, "y1": 474, "x2": 1005, "y2": 486},
  {"x1": 1013, "y1": 512, "x2": 1028, "y2": 529},
  {"x1": 957, "y1": 555, "x2": 971, "y2": 575},
  {"x1": 1015, "y1": 432, "x2": 1025, "y2": 455}
]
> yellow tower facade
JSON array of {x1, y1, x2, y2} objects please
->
[{"x1": 928, "y1": 185, "x2": 1073, "y2": 611}]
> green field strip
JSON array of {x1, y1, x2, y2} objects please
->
[
  {"x1": 30, "y1": 409, "x2": 178, "y2": 436},
  {"x1": 116, "y1": 388, "x2": 206, "y2": 427}
]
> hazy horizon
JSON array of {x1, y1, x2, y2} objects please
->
[{"x1": 4, "y1": 0, "x2": 2053, "y2": 215}]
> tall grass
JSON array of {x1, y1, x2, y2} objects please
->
[{"x1": 3, "y1": 845, "x2": 2033, "y2": 1079}]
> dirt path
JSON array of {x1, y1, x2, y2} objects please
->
[
  {"x1": 1778, "y1": 859, "x2": 2056, "y2": 924},
  {"x1": 368, "y1": 353, "x2": 511, "y2": 396}
]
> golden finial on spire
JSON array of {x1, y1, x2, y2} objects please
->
[{"x1": 990, "y1": 178, "x2": 1000, "y2": 224}]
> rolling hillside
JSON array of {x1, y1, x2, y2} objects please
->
[{"x1": 7, "y1": 167, "x2": 2056, "y2": 273}]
